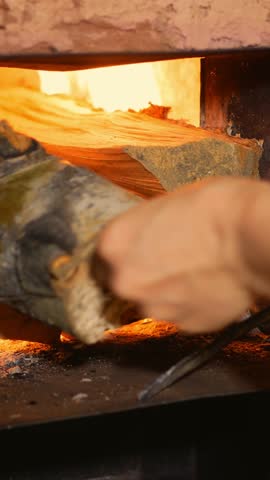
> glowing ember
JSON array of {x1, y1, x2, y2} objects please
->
[
  {"x1": 0, "y1": 338, "x2": 52, "y2": 378},
  {"x1": 60, "y1": 331, "x2": 77, "y2": 343},
  {"x1": 104, "y1": 318, "x2": 179, "y2": 343},
  {"x1": 0, "y1": 304, "x2": 60, "y2": 344},
  {"x1": 60, "y1": 319, "x2": 179, "y2": 344}
]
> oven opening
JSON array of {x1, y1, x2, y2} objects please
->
[
  {"x1": 0, "y1": 53, "x2": 268, "y2": 346},
  {"x1": 0, "y1": 52, "x2": 269, "y2": 431}
]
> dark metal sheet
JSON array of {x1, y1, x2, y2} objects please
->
[
  {"x1": 2, "y1": 392, "x2": 270, "y2": 479},
  {"x1": 1, "y1": 322, "x2": 270, "y2": 430},
  {"x1": 201, "y1": 50, "x2": 270, "y2": 140},
  {"x1": 0, "y1": 48, "x2": 269, "y2": 71}
]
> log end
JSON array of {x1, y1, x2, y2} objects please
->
[{"x1": 51, "y1": 260, "x2": 134, "y2": 344}]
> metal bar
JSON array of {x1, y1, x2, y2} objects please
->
[{"x1": 139, "y1": 307, "x2": 270, "y2": 401}]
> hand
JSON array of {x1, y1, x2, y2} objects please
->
[{"x1": 97, "y1": 177, "x2": 270, "y2": 334}]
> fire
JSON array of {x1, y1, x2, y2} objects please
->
[
  {"x1": 0, "y1": 304, "x2": 60, "y2": 343},
  {"x1": 38, "y1": 58, "x2": 201, "y2": 126},
  {"x1": 104, "y1": 318, "x2": 179, "y2": 343},
  {"x1": 59, "y1": 319, "x2": 179, "y2": 344},
  {"x1": 39, "y1": 63, "x2": 162, "y2": 113},
  {"x1": 60, "y1": 331, "x2": 78, "y2": 343}
]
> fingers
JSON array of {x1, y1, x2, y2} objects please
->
[
  {"x1": 96, "y1": 177, "x2": 258, "y2": 334},
  {"x1": 97, "y1": 180, "x2": 206, "y2": 265},
  {"x1": 98, "y1": 192, "x2": 221, "y2": 299},
  {"x1": 125, "y1": 269, "x2": 251, "y2": 333},
  {"x1": 98, "y1": 193, "x2": 165, "y2": 263}
]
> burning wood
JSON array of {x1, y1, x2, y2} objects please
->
[{"x1": 0, "y1": 87, "x2": 262, "y2": 198}]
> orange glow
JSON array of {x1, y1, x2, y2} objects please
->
[
  {"x1": 0, "y1": 338, "x2": 52, "y2": 377},
  {"x1": 0, "y1": 338, "x2": 46, "y2": 349},
  {"x1": 60, "y1": 319, "x2": 178, "y2": 344},
  {"x1": 38, "y1": 58, "x2": 201, "y2": 126},
  {"x1": 39, "y1": 63, "x2": 162, "y2": 113},
  {"x1": 0, "y1": 304, "x2": 60, "y2": 344},
  {"x1": 60, "y1": 331, "x2": 77, "y2": 343},
  {"x1": 104, "y1": 318, "x2": 179, "y2": 343}
]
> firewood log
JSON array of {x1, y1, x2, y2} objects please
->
[
  {"x1": 0, "y1": 121, "x2": 139, "y2": 344},
  {"x1": 0, "y1": 88, "x2": 262, "y2": 198}
]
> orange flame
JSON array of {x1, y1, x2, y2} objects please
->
[
  {"x1": 39, "y1": 63, "x2": 162, "y2": 113},
  {"x1": 39, "y1": 58, "x2": 200, "y2": 126}
]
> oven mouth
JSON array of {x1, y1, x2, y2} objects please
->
[{"x1": 0, "y1": 46, "x2": 269, "y2": 436}]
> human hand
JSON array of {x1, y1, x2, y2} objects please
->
[{"x1": 97, "y1": 177, "x2": 270, "y2": 334}]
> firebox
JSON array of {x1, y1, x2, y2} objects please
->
[{"x1": 1, "y1": 1, "x2": 270, "y2": 479}]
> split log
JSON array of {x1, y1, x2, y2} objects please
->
[
  {"x1": 0, "y1": 120, "x2": 140, "y2": 344},
  {"x1": 0, "y1": 88, "x2": 262, "y2": 198}
]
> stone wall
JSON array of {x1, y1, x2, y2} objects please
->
[{"x1": 0, "y1": 0, "x2": 269, "y2": 58}]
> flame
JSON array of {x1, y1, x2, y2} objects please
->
[
  {"x1": 59, "y1": 319, "x2": 178, "y2": 344},
  {"x1": 38, "y1": 58, "x2": 200, "y2": 126},
  {"x1": 104, "y1": 318, "x2": 179, "y2": 342},
  {"x1": 39, "y1": 63, "x2": 162, "y2": 113},
  {"x1": 60, "y1": 331, "x2": 78, "y2": 343}
]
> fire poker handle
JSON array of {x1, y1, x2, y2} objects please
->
[{"x1": 139, "y1": 306, "x2": 270, "y2": 401}]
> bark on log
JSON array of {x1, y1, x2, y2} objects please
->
[
  {"x1": 0, "y1": 120, "x2": 139, "y2": 344},
  {"x1": 0, "y1": 88, "x2": 262, "y2": 197}
]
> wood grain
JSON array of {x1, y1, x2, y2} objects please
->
[{"x1": 0, "y1": 87, "x2": 260, "y2": 198}]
